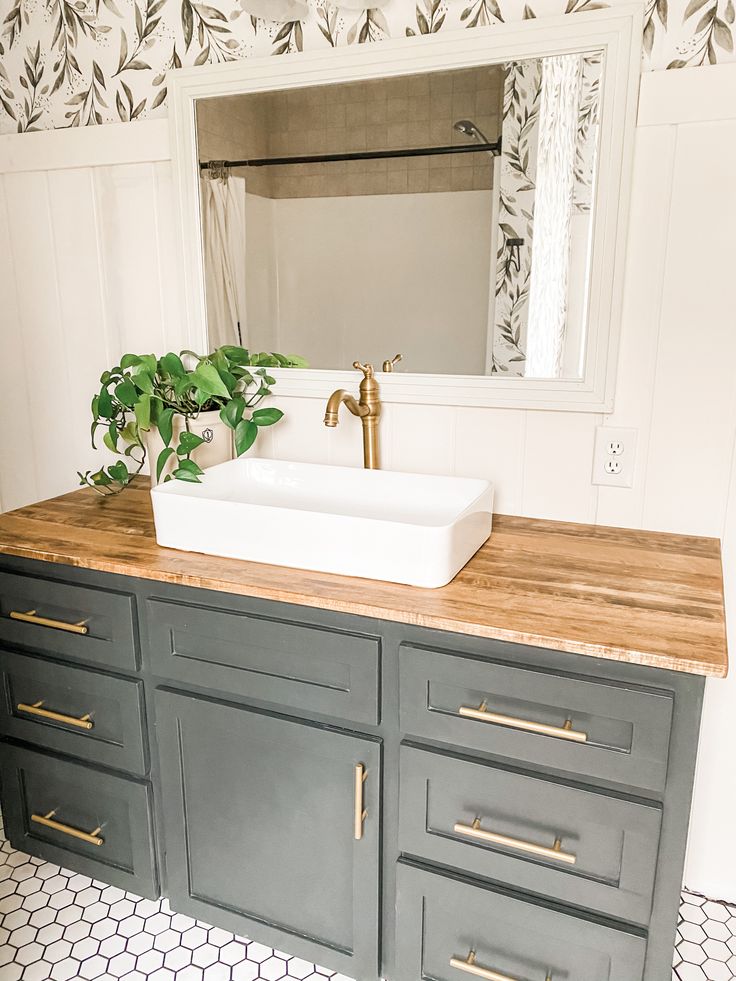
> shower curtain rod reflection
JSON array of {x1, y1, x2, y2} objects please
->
[{"x1": 199, "y1": 139, "x2": 502, "y2": 171}]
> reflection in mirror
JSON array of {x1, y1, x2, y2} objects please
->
[{"x1": 196, "y1": 52, "x2": 602, "y2": 380}]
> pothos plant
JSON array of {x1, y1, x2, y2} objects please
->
[{"x1": 78, "y1": 346, "x2": 307, "y2": 495}]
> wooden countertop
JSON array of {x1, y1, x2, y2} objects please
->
[{"x1": 0, "y1": 481, "x2": 727, "y2": 678}]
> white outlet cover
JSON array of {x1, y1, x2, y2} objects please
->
[{"x1": 592, "y1": 426, "x2": 638, "y2": 488}]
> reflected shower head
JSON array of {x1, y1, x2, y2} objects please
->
[{"x1": 453, "y1": 118, "x2": 491, "y2": 145}]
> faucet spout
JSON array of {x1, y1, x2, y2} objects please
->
[
  {"x1": 324, "y1": 390, "x2": 367, "y2": 427},
  {"x1": 323, "y1": 364, "x2": 381, "y2": 468}
]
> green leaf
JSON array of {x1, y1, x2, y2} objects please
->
[
  {"x1": 108, "y1": 460, "x2": 130, "y2": 483},
  {"x1": 160, "y1": 352, "x2": 185, "y2": 377},
  {"x1": 132, "y1": 370, "x2": 154, "y2": 395},
  {"x1": 285, "y1": 354, "x2": 309, "y2": 368},
  {"x1": 176, "y1": 457, "x2": 204, "y2": 476},
  {"x1": 115, "y1": 379, "x2": 138, "y2": 408},
  {"x1": 134, "y1": 393, "x2": 151, "y2": 431},
  {"x1": 172, "y1": 467, "x2": 202, "y2": 482},
  {"x1": 91, "y1": 394, "x2": 100, "y2": 422},
  {"x1": 191, "y1": 362, "x2": 230, "y2": 399},
  {"x1": 174, "y1": 374, "x2": 195, "y2": 398},
  {"x1": 251, "y1": 407, "x2": 284, "y2": 427},
  {"x1": 219, "y1": 396, "x2": 245, "y2": 430},
  {"x1": 234, "y1": 418, "x2": 257, "y2": 456},
  {"x1": 156, "y1": 446, "x2": 175, "y2": 481},
  {"x1": 107, "y1": 421, "x2": 119, "y2": 450},
  {"x1": 90, "y1": 469, "x2": 113, "y2": 486},
  {"x1": 177, "y1": 431, "x2": 205, "y2": 455},
  {"x1": 97, "y1": 386, "x2": 114, "y2": 418},
  {"x1": 219, "y1": 345, "x2": 251, "y2": 364},
  {"x1": 158, "y1": 407, "x2": 175, "y2": 447},
  {"x1": 120, "y1": 353, "x2": 142, "y2": 369}
]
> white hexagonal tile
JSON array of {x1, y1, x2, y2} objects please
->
[
  {"x1": 126, "y1": 933, "x2": 154, "y2": 956},
  {"x1": 704, "y1": 939, "x2": 732, "y2": 963},
  {"x1": 153, "y1": 929, "x2": 181, "y2": 953},
  {"x1": 9, "y1": 924, "x2": 37, "y2": 948},
  {"x1": 91, "y1": 920, "x2": 118, "y2": 942},
  {"x1": 14, "y1": 941, "x2": 44, "y2": 966},
  {"x1": 246, "y1": 942, "x2": 273, "y2": 964},
  {"x1": 260, "y1": 955, "x2": 288, "y2": 980},
  {"x1": 220, "y1": 940, "x2": 247, "y2": 965},
  {"x1": 177, "y1": 968, "x2": 205, "y2": 981},
  {"x1": 51, "y1": 958, "x2": 83, "y2": 981},
  {"x1": 62, "y1": 920, "x2": 92, "y2": 944},
  {"x1": 22, "y1": 961, "x2": 55, "y2": 981},
  {"x1": 231, "y1": 964, "x2": 259, "y2": 981},
  {"x1": 41, "y1": 877, "x2": 69, "y2": 897},
  {"x1": 107, "y1": 952, "x2": 136, "y2": 978},
  {"x1": 683, "y1": 905, "x2": 709, "y2": 926},
  {"x1": 163, "y1": 945, "x2": 192, "y2": 971},
  {"x1": 4, "y1": 909, "x2": 31, "y2": 931},
  {"x1": 702, "y1": 960, "x2": 732, "y2": 981},
  {"x1": 143, "y1": 912, "x2": 171, "y2": 937},
  {"x1": 55, "y1": 905, "x2": 83, "y2": 927},
  {"x1": 98, "y1": 936, "x2": 126, "y2": 959},
  {"x1": 181, "y1": 927, "x2": 208, "y2": 950},
  {"x1": 37, "y1": 923, "x2": 65, "y2": 946},
  {"x1": 78, "y1": 953, "x2": 109, "y2": 980},
  {"x1": 135, "y1": 949, "x2": 164, "y2": 974},
  {"x1": 147, "y1": 967, "x2": 174, "y2": 981},
  {"x1": 202, "y1": 965, "x2": 230, "y2": 980},
  {"x1": 72, "y1": 937, "x2": 101, "y2": 960},
  {"x1": 191, "y1": 944, "x2": 219, "y2": 969},
  {"x1": 206, "y1": 927, "x2": 232, "y2": 948},
  {"x1": 705, "y1": 904, "x2": 731, "y2": 924},
  {"x1": 44, "y1": 940, "x2": 73, "y2": 964}
]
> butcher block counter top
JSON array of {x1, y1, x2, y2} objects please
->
[{"x1": 0, "y1": 481, "x2": 727, "y2": 678}]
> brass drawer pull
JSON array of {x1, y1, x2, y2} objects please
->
[
  {"x1": 17, "y1": 701, "x2": 93, "y2": 731},
  {"x1": 458, "y1": 701, "x2": 587, "y2": 743},
  {"x1": 451, "y1": 950, "x2": 551, "y2": 981},
  {"x1": 31, "y1": 810, "x2": 104, "y2": 846},
  {"x1": 9, "y1": 609, "x2": 89, "y2": 635},
  {"x1": 454, "y1": 818, "x2": 577, "y2": 866},
  {"x1": 354, "y1": 763, "x2": 367, "y2": 840}
]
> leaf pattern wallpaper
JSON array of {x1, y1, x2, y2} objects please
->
[{"x1": 0, "y1": 0, "x2": 734, "y2": 134}]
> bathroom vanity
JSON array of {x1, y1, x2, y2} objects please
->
[{"x1": 0, "y1": 481, "x2": 727, "y2": 981}]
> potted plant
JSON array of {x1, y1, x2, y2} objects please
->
[{"x1": 78, "y1": 346, "x2": 306, "y2": 495}]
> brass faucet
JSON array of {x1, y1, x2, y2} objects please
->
[{"x1": 324, "y1": 361, "x2": 381, "y2": 469}]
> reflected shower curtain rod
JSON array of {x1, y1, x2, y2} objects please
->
[{"x1": 199, "y1": 139, "x2": 502, "y2": 171}]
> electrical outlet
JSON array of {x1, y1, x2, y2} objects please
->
[{"x1": 593, "y1": 427, "x2": 638, "y2": 488}]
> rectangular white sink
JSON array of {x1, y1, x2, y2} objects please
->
[{"x1": 150, "y1": 458, "x2": 493, "y2": 588}]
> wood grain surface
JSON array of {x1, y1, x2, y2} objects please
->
[{"x1": 0, "y1": 481, "x2": 727, "y2": 678}]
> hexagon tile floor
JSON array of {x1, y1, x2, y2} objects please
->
[{"x1": 1, "y1": 814, "x2": 734, "y2": 981}]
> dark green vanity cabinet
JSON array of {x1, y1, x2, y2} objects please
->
[{"x1": 0, "y1": 557, "x2": 706, "y2": 981}]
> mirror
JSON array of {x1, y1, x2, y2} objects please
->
[
  {"x1": 171, "y1": 13, "x2": 641, "y2": 409},
  {"x1": 196, "y1": 54, "x2": 601, "y2": 379}
]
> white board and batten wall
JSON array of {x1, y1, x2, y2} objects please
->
[{"x1": 1, "y1": 64, "x2": 736, "y2": 900}]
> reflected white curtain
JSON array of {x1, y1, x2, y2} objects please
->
[
  {"x1": 200, "y1": 174, "x2": 247, "y2": 350},
  {"x1": 525, "y1": 54, "x2": 581, "y2": 378}
]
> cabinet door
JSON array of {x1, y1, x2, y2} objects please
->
[{"x1": 155, "y1": 690, "x2": 381, "y2": 980}]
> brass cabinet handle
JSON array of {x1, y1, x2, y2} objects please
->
[
  {"x1": 17, "y1": 701, "x2": 93, "y2": 731},
  {"x1": 451, "y1": 951, "x2": 551, "y2": 981},
  {"x1": 458, "y1": 701, "x2": 587, "y2": 743},
  {"x1": 9, "y1": 609, "x2": 89, "y2": 635},
  {"x1": 31, "y1": 810, "x2": 104, "y2": 846},
  {"x1": 354, "y1": 763, "x2": 367, "y2": 840},
  {"x1": 454, "y1": 818, "x2": 577, "y2": 866}
]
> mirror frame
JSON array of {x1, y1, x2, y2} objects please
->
[{"x1": 169, "y1": 4, "x2": 643, "y2": 411}]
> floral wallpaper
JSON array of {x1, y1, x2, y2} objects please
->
[{"x1": 0, "y1": 0, "x2": 734, "y2": 134}]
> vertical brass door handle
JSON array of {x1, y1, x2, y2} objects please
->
[
  {"x1": 354, "y1": 763, "x2": 367, "y2": 840},
  {"x1": 31, "y1": 810, "x2": 104, "y2": 846},
  {"x1": 9, "y1": 609, "x2": 89, "y2": 635},
  {"x1": 17, "y1": 700, "x2": 94, "y2": 731}
]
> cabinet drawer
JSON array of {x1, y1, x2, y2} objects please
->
[
  {"x1": 395, "y1": 864, "x2": 646, "y2": 981},
  {"x1": 398, "y1": 745, "x2": 661, "y2": 925},
  {"x1": 0, "y1": 744, "x2": 158, "y2": 898},
  {"x1": 0, "y1": 650, "x2": 147, "y2": 775},
  {"x1": 399, "y1": 645, "x2": 673, "y2": 792},
  {"x1": 145, "y1": 597, "x2": 380, "y2": 724},
  {"x1": 0, "y1": 571, "x2": 137, "y2": 671}
]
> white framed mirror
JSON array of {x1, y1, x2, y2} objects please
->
[{"x1": 170, "y1": 4, "x2": 643, "y2": 411}]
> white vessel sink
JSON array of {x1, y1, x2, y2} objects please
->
[{"x1": 150, "y1": 458, "x2": 493, "y2": 588}]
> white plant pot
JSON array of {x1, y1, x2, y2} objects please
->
[{"x1": 145, "y1": 410, "x2": 234, "y2": 487}]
